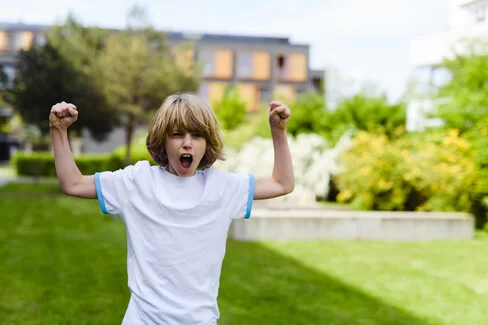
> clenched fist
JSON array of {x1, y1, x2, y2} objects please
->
[
  {"x1": 269, "y1": 101, "x2": 291, "y2": 130},
  {"x1": 49, "y1": 101, "x2": 78, "y2": 130}
]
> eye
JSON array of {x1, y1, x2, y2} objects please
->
[
  {"x1": 192, "y1": 133, "x2": 203, "y2": 138},
  {"x1": 172, "y1": 131, "x2": 183, "y2": 136}
]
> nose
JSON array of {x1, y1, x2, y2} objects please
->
[{"x1": 182, "y1": 133, "x2": 192, "y2": 149}]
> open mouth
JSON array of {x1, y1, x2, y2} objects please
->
[{"x1": 180, "y1": 154, "x2": 193, "y2": 170}]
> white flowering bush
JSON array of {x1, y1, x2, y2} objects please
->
[{"x1": 216, "y1": 132, "x2": 353, "y2": 205}]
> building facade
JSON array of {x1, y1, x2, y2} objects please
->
[
  {"x1": 167, "y1": 32, "x2": 323, "y2": 111},
  {"x1": 407, "y1": 0, "x2": 488, "y2": 131},
  {"x1": 0, "y1": 22, "x2": 323, "y2": 111},
  {"x1": 0, "y1": 21, "x2": 324, "y2": 153}
]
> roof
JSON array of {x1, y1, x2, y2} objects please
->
[
  {"x1": 165, "y1": 31, "x2": 290, "y2": 44},
  {"x1": 0, "y1": 22, "x2": 51, "y2": 32},
  {"x1": 0, "y1": 21, "x2": 291, "y2": 45}
]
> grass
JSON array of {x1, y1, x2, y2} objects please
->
[{"x1": 1, "y1": 183, "x2": 487, "y2": 325}]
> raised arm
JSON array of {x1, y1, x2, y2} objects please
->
[
  {"x1": 50, "y1": 102, "x2": 96, "y2": 199},
  {"x1": 253, "y1": 101, "x2": 295, "y2": 200}
]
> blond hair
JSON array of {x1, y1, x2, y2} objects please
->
[{"x1": 146, "y1": 93, "x2": 225, "y2": 169}]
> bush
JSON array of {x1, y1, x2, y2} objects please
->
[
  {"x1": 336, "y1": 130, "x2": 480, "y2": 219},
  {"x1": 286, "y1": 92, "x2": 328, "y2": 138},
  {"x1": 213, "y1": 86, "x2": 247, "y2": 130},
  {"x1": 222, "y1": 104, "x2": 272, "y2": 150},
  {"x1": 12, "y1": 152, "x2": 113, "y2": 177},
  {"x1": 216, "y1": 132, "x2": 353, "y2": 204}
]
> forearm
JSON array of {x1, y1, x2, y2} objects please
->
[
  {"x1": 50, "y1": 127, "x2": 84, "y2": 192},
  {"x1": 271, "y1": 128, "x2": 294, "y2": 193}
]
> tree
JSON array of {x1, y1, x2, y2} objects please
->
[
  {"x1": 332, "y1": 92, "x2": 406, "y2": 140},
  {"x1": 212, "y1": 86, "x2": 247, "y2": 130},
  {"x1": 95, "y1": 7, "x2": 200, "y2": 165},
  {"x1": 435, "y1": 37, "x2": 488, "y2": 133},
  {"x1": 286, "y1": 90, "x2": 406, "y2": 145},
  {"x1": 286, "y1": 91, "x2": 328, "y2": 137},
  {"x1": 9, "y1": 18, "x2": 117, "y2": 142}
]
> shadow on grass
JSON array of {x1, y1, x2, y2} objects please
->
[
  {"x1": 219, "y1": 240, "x2": 439, "y2": 325},
  {"x1": 0, "y1": 184, "x2": 440, "y2": 325}
]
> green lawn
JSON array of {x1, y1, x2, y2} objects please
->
[{"x1": 1, "y1": 182, "x2": 487, "y2": 325}]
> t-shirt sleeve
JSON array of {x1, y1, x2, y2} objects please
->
[
  {"x1": 222, "y1": 172, "x2": 255, "y2": 220},
  {"x1": 94, "y1": 161, "x2": 148, "y2": 216}
]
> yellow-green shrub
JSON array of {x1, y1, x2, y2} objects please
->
[{"x1": 336, "y1": 130, "x2": 479, "y2": 215}]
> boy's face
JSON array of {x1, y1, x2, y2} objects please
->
[{"x1": 165, "y1": 128, "x2": 206, "y2": 177}]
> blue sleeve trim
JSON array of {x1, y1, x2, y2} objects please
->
[
  {"x1": 94, "y1": 172, "x2": 109, "y2": 215},
  {"x1": 245, "y1": 174, "x2": 255, "y2": 219}
]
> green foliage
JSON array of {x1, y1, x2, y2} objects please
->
[
  {"x1": 12, "y1": 152, "x2": 112, "y2": 177},
  {"x1": 12, "y1": 133, "x2": 156, "y2": 177},
  {"x1": 284, "y1": 91, "x2": 406, "y2": 145},
  {"x1": 331, "y1": 92, "x2": 406, "y2": 140},
  {"x1": 465, "y1": 121, "x2": 488, "y2": 227},
  {"x1": 286, "y1": 91, "x2": 328, "y2": 137},
  {"x1": 0, "y1": 113, "x2": 23, "y2": 133},
  {"x1": 221, "y1": 103, "x2": 271, "y2": 149},
  {"x1": 336, "y1": 130, "x2": 483, "y2": 223},
  {"x1": 93, "y1": 7, "x2": 200, "y2": 165},
  {"x1": 213, "y1": 86, "x2": 247, "y2": 130},
  {"x1": 10, "y1": 18, "x2": 116, "y2": 141},
  {"x1": 435, "y1": 37, "x2": 488, "y2": 132},
  {"x1": 428, "y1": 38, "x2": 488, "y2": 226}
]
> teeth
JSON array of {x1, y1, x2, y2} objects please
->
[{"x1": 182, "y1": 154, "x2": 191, "y2": 157}]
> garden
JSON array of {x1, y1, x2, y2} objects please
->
[{"x1": 1, "y1": 14, "x2": 488, "y2": 325}]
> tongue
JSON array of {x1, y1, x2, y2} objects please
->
[{"x1": 181, "y1": 159, "x2": 191, "y2": 169}]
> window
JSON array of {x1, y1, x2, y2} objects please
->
[
  {"x1": 35, "y1": 33, "x2": 46, "y2": 47},
  {"x1": 236, "y1": 52, "x2": 270, "y2": 80},
  {"x1": 1, "y1": 65, "x2": 16, "y2": 88},
  {"x1": 21, "y1": 31, "x2": 34, "y2": 50},
  {"x1": 431, "y1": 67, "x2": 452, "y2": 87},
  {"x1": 199, "y1": 49, "x2": 215, "y2": 77},
  {"x1": 275, "y1": 54, "x2": 307, "y2": 81},
  {"x1": 276, "y1": 55, "x2": 289, "y2": 79},
  {"x1": 259, "y1": 87, "x2": 270, "y2": 102},
  {"x1": 199, "y1": 82, "x2": 209, "y2": 101},
  {"x1": 215, "y1": 50, "x2": 233, "y2": 79},
  {"x1": 237, "y1": 52, "x2": 253, "y2": 78},
  {"x1": 474, "y1": 7, "x2": 486, "y2": 22},
  {"x1": 198, "y1": 49, "x2": 233, "y2": 79},
  {"x1": 274, "y1": 85, "x2": 296, "y2": 102},
  {"x1": 0, "y1": 31, "x2": 7, "y2": 51},
  {"x1": 469, "y1": 4, "x2": 488, "y2": 23}
]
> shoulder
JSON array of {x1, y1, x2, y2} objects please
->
[
  {"x1": 205, "y1": 167, "x2": 253, "y2": 187},
  {"x1": 101, "y1": 160, "x2": 152, "y2": 181}
]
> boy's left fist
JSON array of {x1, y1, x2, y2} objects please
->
[{"x1": 269, "y1": 101, "x2": 290, "y2": 130}]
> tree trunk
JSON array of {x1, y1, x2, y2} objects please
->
[{"x1": 125, "y1": 113, "x2": 135, "y2": 167}]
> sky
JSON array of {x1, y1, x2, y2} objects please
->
[{"x1": 0, "y1": 0, "x2": 452, "y2": 102}]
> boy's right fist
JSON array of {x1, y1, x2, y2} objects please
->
[{"x1": 49, "y1": 101, "x2": 78, "y2": 130}]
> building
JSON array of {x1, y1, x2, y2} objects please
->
[
  {"x1": 0, "y1": 21, "x2": 324, "y2": 152},
  {"x1": 0, "y1": 22, "x2": 323, "y2": 109},
  {"x1": 0, "y1": 22, "x2": 49, "y2": 88},
  {"x1": 407, "y1": 0, "x2": 488, "y2": 131}
]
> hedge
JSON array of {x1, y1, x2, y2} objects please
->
[{"x1": 12, "y1": 150, "x2": 156, "y2": 177}]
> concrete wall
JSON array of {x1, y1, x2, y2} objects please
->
[{"x1": 230, "y1": 209, "x2": 474, "y2": 242}]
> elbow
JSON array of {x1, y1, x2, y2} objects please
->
[
  {"x1": 60, "y1": 181, "x2": 79, "y2": 197},
  {"x1": 60, "y1": 183, "x2": 74, "y2": 196},
  {"x1": 283, "y1": 181, "x2": 295, "y2": 195}
]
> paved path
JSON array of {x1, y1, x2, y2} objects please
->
[{"x1": 0, "y1": 176, "x2": 11, "y2": 187}]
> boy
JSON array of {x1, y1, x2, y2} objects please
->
[{"x1": 49, "y1": 93, "x2": 294, "y2": 324}]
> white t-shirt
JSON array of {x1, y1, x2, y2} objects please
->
[{"x1": 94, "y1": 160, "x2": 255, "y2": 325}]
